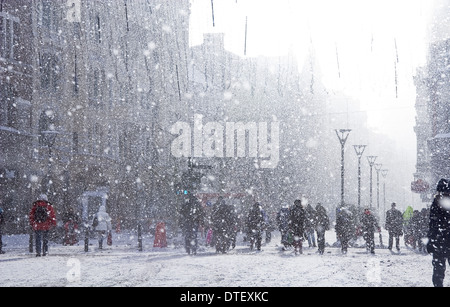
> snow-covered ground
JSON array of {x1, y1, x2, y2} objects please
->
[{"x1": 0, "y1": 229, "x2": 437, "y2": 288}]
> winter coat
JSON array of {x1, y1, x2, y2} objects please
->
[
  {"x1": 180, "y1": 196, "x2": 205, "y2": 232},
  {"x1": 247, "y1": 203, "x2": 265, "y2": 234},
  {"x1": 385, "y1": 208, "x2": 403, "y2": 236},
  {"x1": 276, "y1": 207, "x2": 290, "y2": 233},
  {"x1": 335, "y1": 207, "x2": 353, "y2": 240},
  {"x1": 361, "y1": 210, "x2": 380, "y2": 234},
  {"x1": 304, "y1": 204, "x2": 317, "y2": 232},
  {"x1": 93, "y1": 205, "x2": 112, "y2": 232},
  {"x1": 289, "y1": 203, "x2": 305, "y2": 237},
  {"x1": 427, "y1": 195, "x2": 450, "y2": 256},
  {"x1": 212, "y1": 201, "x2": 236, "y2": 237},
  {"x1": 29, "y1": 200, "x2": 57, "y2": 231},
  {"x1": 315, "y1": 205, "x2": 329, "y2": 233}
]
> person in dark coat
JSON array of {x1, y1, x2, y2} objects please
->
[
  {"x1": 427, "y1": 179, "x2": 450, "y2": 287},
  {"x1": 361, "y1": 208, "x2": 381, "y2": 254},
  {"x1": 385, "y1": 202, "x2": 403, "y2": 251},
  {"x1": 180, "y1": 194, "x2": 205, "y2": 255},
  {"x1": 0, "y1": 206, "x2": 4, "y2": 254},
  {"x1": 246, "y1": 202, "x2": 265, "y2": 251},
  {"x1": 335, "y1": 206, "x2": 353, "y2": 254},
  {"x1": 212, "y1": 197, "x2": 236, "y2": 253},
  {"x1": 315, "y1": 203, "x2": 329, "y2": 255},
  {"x1": 289, "y1": 199, "x2": 305, "y2": 255},
  {"x1": 276, "y1": 205, "x2": 291, "y2": 250}
]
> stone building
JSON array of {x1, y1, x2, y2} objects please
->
[{"x1": 1, "y1": 0, "x2": 192, "y2": 231}]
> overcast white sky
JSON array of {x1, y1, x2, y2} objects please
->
[{"x1": 189, "y1": 0, "x2": 437, "y2": 150}]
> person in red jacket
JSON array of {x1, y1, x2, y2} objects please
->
[{"x1": 29, "y1": 194, "x2": 56, "y2": 257}]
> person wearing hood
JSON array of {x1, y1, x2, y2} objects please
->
[
  {"x1": 427, "y1": 179, "x2": 450, "y2": 287},
  {"x1": 92, "y1": 205, "x2": 112, "y2": 249},
  {"x1": 361, "y1": 208, "x2": 381, "y2": 254},
  {"x1": 29, "y1": 194, "x2": 56, "y2": 257}
]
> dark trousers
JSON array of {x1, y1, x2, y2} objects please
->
[
  {"x1": 249, "y1": 230, "x2": 262, "y2": 251},
  {"x1": 432, "y1": 254, "x2": 450, "y2": 287},
  {"x1": 316, "y1": 230, "x2": 325, "y2": 254},
  {"x1": 184, "y1": 227, "x2": 198, "y2": 254},
  {"x1": 0, "y1": 233, "x2": 3, "y2": 252},
  {"x1": 388, "y1": 232, "x2": 400, "y2": 250},
  {"x1": 35, "y1": 230, "x2": 49, "y2": 256},
  {"x1": 364, "y1": 232, "x2": 375, "y2": 253}
]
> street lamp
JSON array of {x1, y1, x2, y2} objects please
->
[
  {"x1": 367, "y1": 156, "x2": 378, "y2": 209},
  {"x1": 335, "y1": 129, "x2": 351, "y2": 207},
  {"x1": 39, "y1": 109, "x2": 59, "y2": 196},
  {"x1": 381, "y1": 169, "x2": 389, "y2": 223},
  {"x1": 374, "y1": 163, "x2": 383, "y2": 210},
  {"x1": 353, "y1": 145, "x2": 367, "y2": 209}
]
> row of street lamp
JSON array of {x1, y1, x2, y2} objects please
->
[{"x1": 335, "y1": 129, "x2": 389, "y2": 213}]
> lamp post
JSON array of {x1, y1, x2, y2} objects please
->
[
  {"x1": 335, "y1": 129, "x2": 351, "y2": 207},
  {"x1": 367, "y1": 156, "x2": 377, "y2": 209},
  {"x1": 375, "y1": 163, "x2": 383, "y2": 211},
  {"x1": 353, "y1": 145, "x2": 367, "y2": 210},
  {"x1": 381, "y1": 169, "x2": 389, "y2": 224}
]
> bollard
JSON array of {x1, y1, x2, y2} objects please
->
[
  {"x1": 29, "y1": 230, "x2": 33, "y2": 253},
  {"x1": 84, "y1": 226, "x2": 89, "y2": 252},
  {"x1": 138, "y1": 223, "x2": 142, "y2": 251}
]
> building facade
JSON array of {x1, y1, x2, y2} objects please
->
[{"x1": 413, "y1": 38, "x2": 450, "y2": 203}]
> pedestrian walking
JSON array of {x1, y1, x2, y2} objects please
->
[
  {"x1": 92, "y1": 205, "x2": 112, "y2": 250},
  {"x1": 289, "y1": 199, "x2": 305, "y2": 255},
  {"x1": 212, "y1": 197, "x2": 237, "y2": 253},
  {"x1": 335, "y1": 206, "x2": 353, "y2": 254},
  {"x1": 29, "y1": 194, "x2": 56, "y2": 257},
  {"x1": 180, "y1": 194, "x2": 205, "y2": 255},
  {"x1": 246, "y1": 202, "x2": 265, "y2": 251},
  {"x1": 276, "y1": 204, "x2": 291, "y2": 250},
  {"x1": 427, "y1": 179, "x2": 450, "y2": 287},
  {"x1": 315, "y1": 203, "x2": 329, "y2": 255},
  {"x1": 385, "y1": 202, "x2": 403, "y2": 251},
  {"x1": 361, "y1": 208, "x2": 381, "y2": 254},
  {"x1": 304, "y1": 204, "x2": 317, "y2": 248}
]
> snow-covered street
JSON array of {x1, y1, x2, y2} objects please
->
[{"x1": 0, "y1": 229, "x2": 436, "y2": 288}]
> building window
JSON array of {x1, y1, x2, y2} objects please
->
[
  {"x1": 0, "y1": 83, "x2": 18, "y2": 129},
  {"x1": 0, "y1": 11, "x2": 19, "y2": 60},
  {"x1": 41, "y1": 0, "x2": 60, "y2": 33},
  {"x1": 39, "y1": 52, "x2": 60, "y2": 90}
]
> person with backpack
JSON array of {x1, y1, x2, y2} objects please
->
[
  {"x1": 29, "y1": 194, "x2": 56, "y2": 257},
  {"x1": 0, "y1": 206, "x2": 5, "y2": 254},
  {"x1": 92, "y1": 205, "x2": 112, "y2": 250}
]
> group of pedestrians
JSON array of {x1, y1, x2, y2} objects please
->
[
  {"x1": 1, "y1": 194, "x2": 113, "y2": 257},
  {"x1": 276, "y1": 200, "x2": 330, "y2": 255}
]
